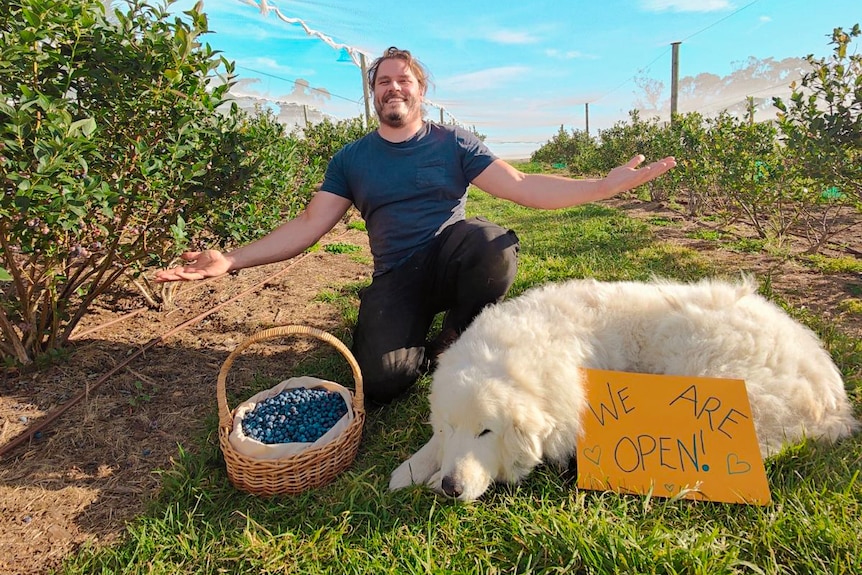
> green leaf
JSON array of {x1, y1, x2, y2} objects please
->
[
  {"x1": 21, "y1": 8, "x2": 40, "y2": 27},
  {"x1": 69, "y1": 117, "x2": 97, "y2": 137},
  {"x1": 164, "y1": 69, "x2": 183, "y2": 82},
  {"x1": 170, "y1": 215, "x2": 188, "y2": 246}
]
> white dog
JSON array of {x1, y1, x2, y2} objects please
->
[{"x1": 389, "y1": 277, "x2": 859, "y2": 501}]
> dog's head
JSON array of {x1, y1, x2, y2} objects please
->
[{"x1": 427, "y1": 347, "x2": 554, "y2": 501}]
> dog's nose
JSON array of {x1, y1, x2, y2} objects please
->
[{"x1": 441, "y1": 476, "x2": 462, "y2": 498}]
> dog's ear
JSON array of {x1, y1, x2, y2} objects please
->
[{"x1": 501, "y1": 399, "x2": 552, "y2": 481}]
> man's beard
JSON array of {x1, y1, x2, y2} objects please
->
[
  {"x1": 382, "y1": 110, "x2": 406, "y2": 127},
  {"x1": 375, "y1": 94, "x2": 418, "y2": 128}
]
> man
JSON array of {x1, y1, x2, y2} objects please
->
[{"x1": 155, "y1": 47, "x2": 676, "y2": 404}]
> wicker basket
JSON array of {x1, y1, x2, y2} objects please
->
[{"x1": 217, "y1": 325, "x2": 365, "y2": 496}]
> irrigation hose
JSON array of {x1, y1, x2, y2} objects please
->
[
  {"x1": 0, "y1": 236, "x2": 352, "y2": 459},
  {"x1": 68, "y1": 266, "x2": 242, "y2": 341}
]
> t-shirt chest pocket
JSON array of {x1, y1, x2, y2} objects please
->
[{"x1": 415, "y1": 162, "x2": 449, "y2": 190}]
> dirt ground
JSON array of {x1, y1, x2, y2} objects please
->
[{"x1": 1, "y1": 202, "x2": 860, "y2": 575}]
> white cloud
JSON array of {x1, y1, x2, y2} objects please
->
[
  {"x1": 640, "y1": 0, "x2": 733, "y2": 12},
  {"x1": 485, "y1": 29, "x2": 540, "y2": 44},
  {"x1": 440, "y1": 66, "x2": 530, "y2": 92},
  {"x1": 235, "y1": 56, "x2": 319, "y2": 78},
  {"x1": 545, "y1": 48, "x2": 599, "y2": 60}
]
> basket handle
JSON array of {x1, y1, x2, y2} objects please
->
[{"x1": 217, "y1": 325, "x2": 364, "y2": 430}]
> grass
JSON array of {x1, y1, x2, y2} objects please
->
[
  {"x1": 802, "y1": 254, "x2": 862, "y2": 274},
  {"x1": 840, "y1": 298, "x2": 862, "y2": 316},
  {"x1": 323, "y1": 242, "x2": 362, "y2": 254},
  {"x1": 58, "y1": 189, "x2": 862, "y2": 575},
  {"x1": 313, "y1": 280, "x2": 367, "y2": 327}
]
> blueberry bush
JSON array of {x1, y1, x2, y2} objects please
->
[
  {"x1": 0, "y1": 0, "x2": 376, "y2": 367},
  {"x1": 0, "y1": 0, "x2": 243, "y2": 365},
  {"x1": 529, "y1": 125, "x2": 599, "y2": 175},
  {"x1": 0, "y1": 0, "x2": 310, "y2": 366},
  {"x1": 199, "y1": 112, "x2": 373, "y2": 254},
  {"x1": 773, "y1": 24, "x2": 862, "y2": 252}
]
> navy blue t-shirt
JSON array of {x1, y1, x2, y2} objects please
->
[{"x1": 321, "y1": 122, "x2": 497, "y2": 275}]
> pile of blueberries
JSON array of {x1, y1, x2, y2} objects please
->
[{"x1": 241, "y1": 386, "x2": 349, "y2": 444}]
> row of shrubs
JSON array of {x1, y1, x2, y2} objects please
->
[
  {"x1": 1, "y1": 0, "x2": 858, "y2": 369},
  {"x1": 532, "y1": 24, "x2": 861, "y2": 254}
]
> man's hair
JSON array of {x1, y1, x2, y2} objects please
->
[{"x1": 367, "y1": 47, "x2": 430, "y2": 95}]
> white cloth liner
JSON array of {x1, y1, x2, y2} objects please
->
[{"x1": 228, "y1": 375, "x2": 354, "y2": 459}]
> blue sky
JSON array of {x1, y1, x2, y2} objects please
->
[{"x1": 170, "y1": 0, "x2": 860, "y2": 159}]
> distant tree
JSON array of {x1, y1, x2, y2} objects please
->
[
  {"x1": 289, "y1": 78, "x2": 332, "y2": 105},
  {"x1": 635, "y1": 55, "x2": 811, "y2": 122},
  {"x1": 634, "y1": 75, "x2": 665, "y2": 113}
]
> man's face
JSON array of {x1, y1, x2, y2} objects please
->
[{"x1": 373, "y1": 58, "x2": 424, "y2": 128}]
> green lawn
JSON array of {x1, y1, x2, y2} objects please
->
[{"x1": 60, "y1": 190, "x2": 862, "y2": 575}]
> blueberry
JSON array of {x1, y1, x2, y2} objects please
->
[{"x1": 242, "y1": 387, "x2": 347, "y2": 444}]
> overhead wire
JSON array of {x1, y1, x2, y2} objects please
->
[
  {"x1": 588, "y1": 0, "x2": 763, "y2": 107},
  {"x1": 234, "y1": 0, "x2": 464, "y2": 126},
  {"x1": 589, "y1": 47, "x2": 672, "y2": 105},
  {"x1": 679, "y1": 0, "x2": 762, "y2": 42},
  {"x1": 236, "y1": 64, "x2": 364, "y2": 105}
]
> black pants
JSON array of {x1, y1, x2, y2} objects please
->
[{"x1": 352, "y1": 217, "x2": 520, "y2": 404}]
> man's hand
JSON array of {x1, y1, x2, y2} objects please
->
[
  {"x1": 154, "y1": 250, "x2": 232, "y2": 282},
  {"x1": 603, "y1": 154, "x2": 677, "y2": 197}
]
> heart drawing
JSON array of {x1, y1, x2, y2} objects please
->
[
  {"x1": 583, "y1": 445, "x2": 602, "y2": 466},
  {"x1": 726, "y1": 453, "x2": 751, "y2": 475}
]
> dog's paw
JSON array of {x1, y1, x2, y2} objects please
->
[
  {"x1": 389, "y1": 454, "x2": 442, "y2": 491},
  {"x1": 388, "y1": 460, "x2": 413, "y2": 490},
  {"x1": 389, "y1": 458, "x2": 428, "y2": 490},
  {"x1": 426, "y1": 469, "x2": 443, "y2": 493},
  {"x1": 389, "y1": 436, "x2": 443, "y2": 491}
]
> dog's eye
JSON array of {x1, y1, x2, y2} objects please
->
[{"x1": 478, "y1": 429, "x2": 492, "y2": 437}]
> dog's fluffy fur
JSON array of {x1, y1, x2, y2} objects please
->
[{"x1": 389, "y1": 277, "x2": 859, "y2": 501}]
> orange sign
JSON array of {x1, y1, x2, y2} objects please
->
[{"x1": 577, "y1": 369, "x2": 771, "y2": 505}]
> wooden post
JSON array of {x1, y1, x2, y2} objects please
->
[
  {"x1": 585, "y1": 102, "x2": 590, "y2": 136},
  {"x1": 670, "y1": 41, "x2": 681, "y2": 124},
  {"x1": 359, "y1": 52, "x2": 371, "y2": 128}
]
